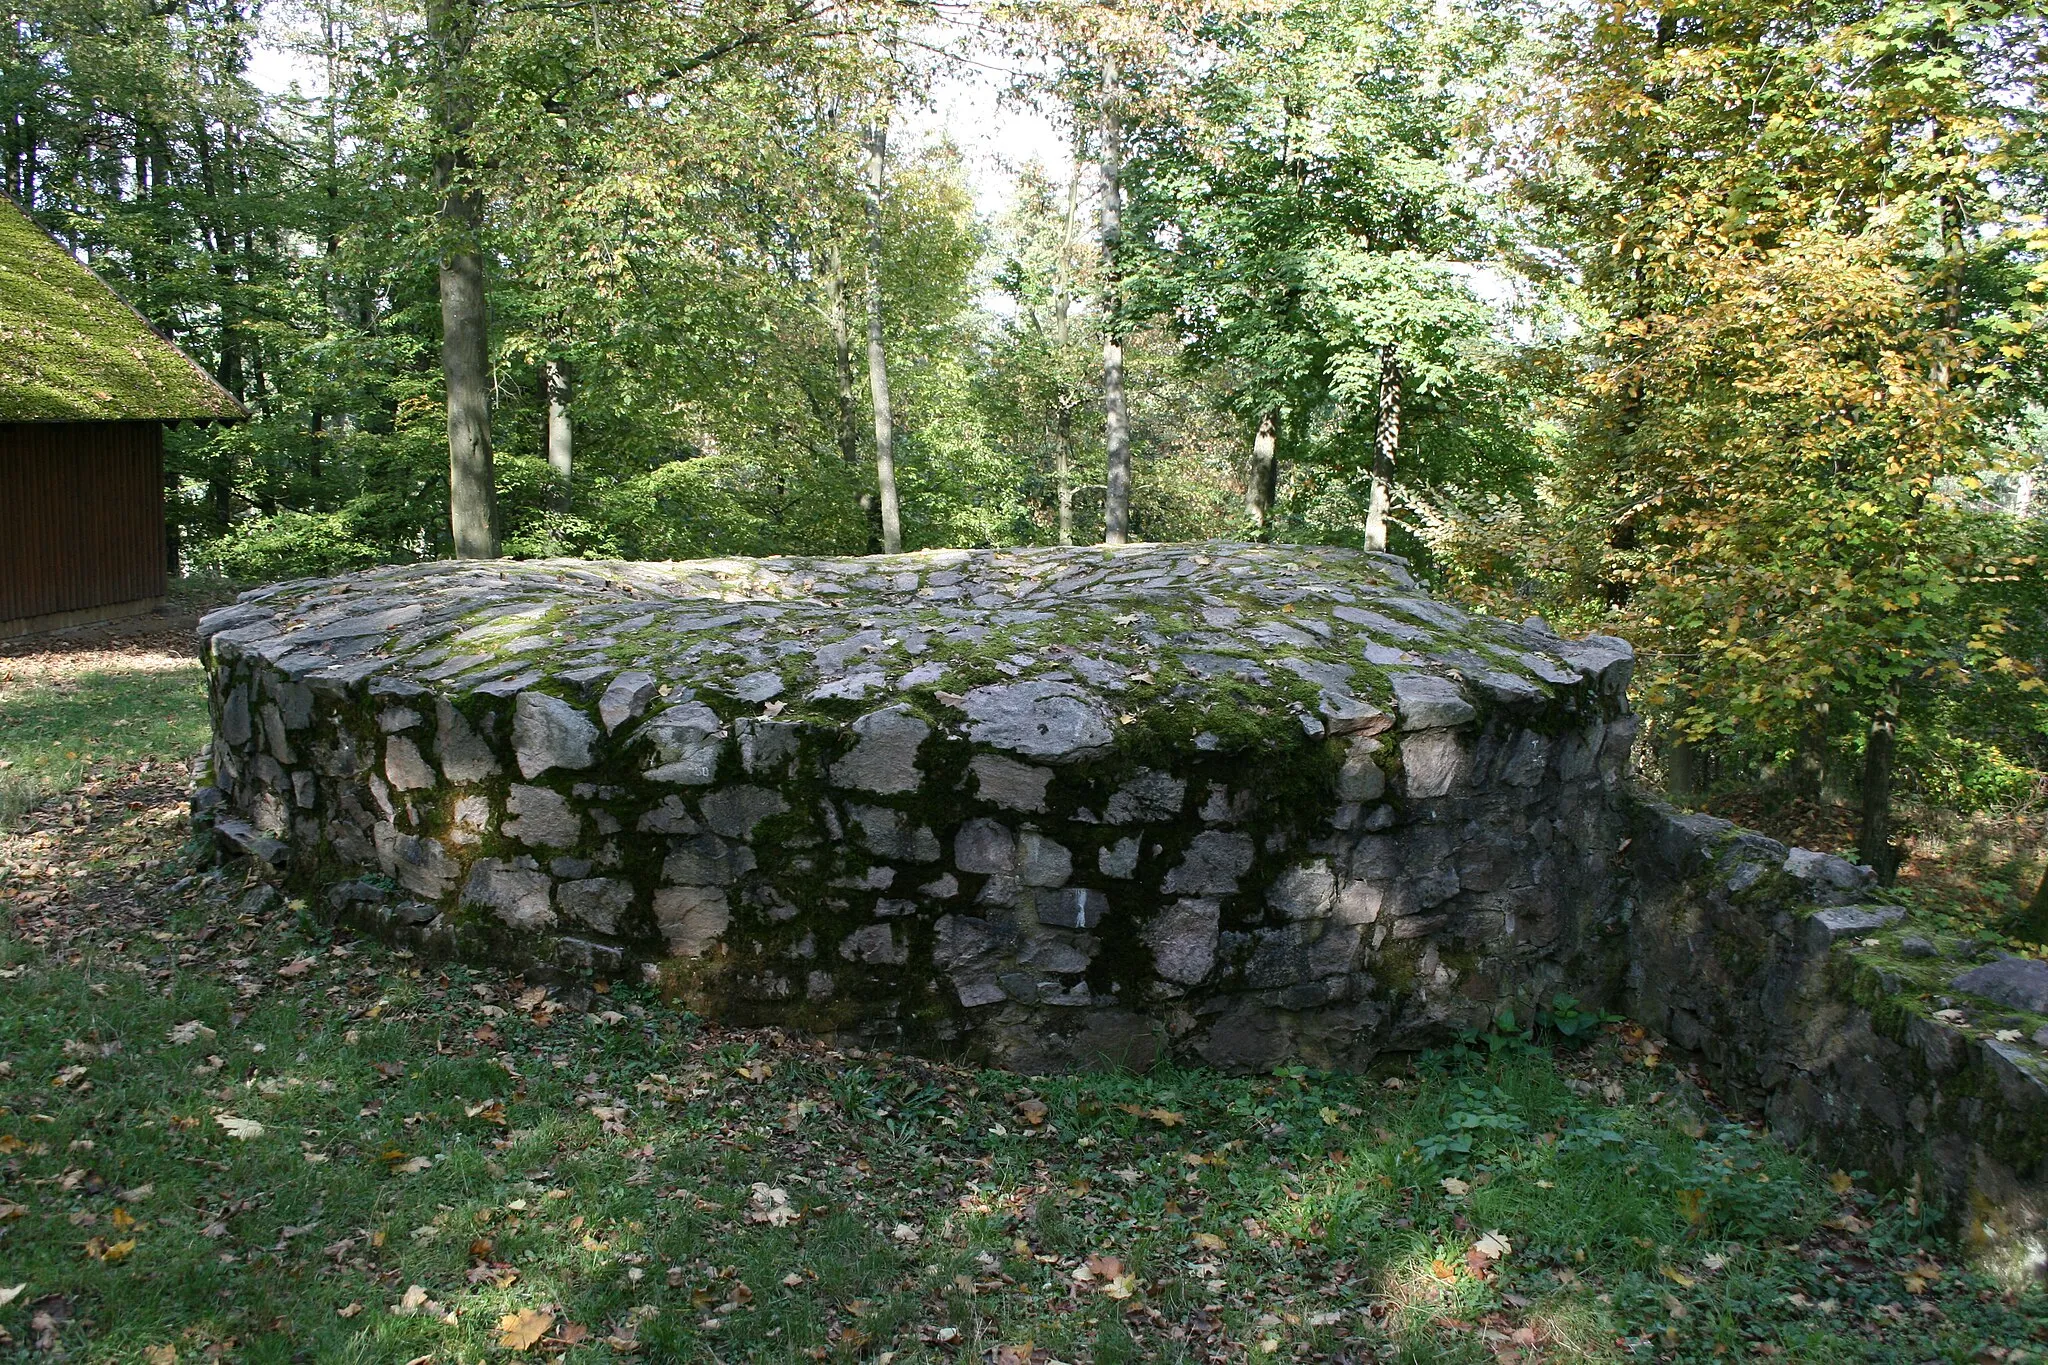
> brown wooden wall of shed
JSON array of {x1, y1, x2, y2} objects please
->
[{"x1": 0, "y1": 421, "x2": 166, "y2": 626}]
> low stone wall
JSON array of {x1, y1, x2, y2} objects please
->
[
  {"x1": 190, "y1": 543, "x2": 2048, "y2": 1266},
  {"x1": 1624, "y1": 799, "x2": 2048, "y2": 1276},
  {"x1": 194, "y1": 544, "x2": 1637, "y2": 1072}
]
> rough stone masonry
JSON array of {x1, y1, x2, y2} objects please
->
[
  {"x1": 194, "y1": 542, "x2": 2048, "y2": 1266},
  {"x1": 193, "y1": 542, "x2": 1639, "y2": 1073}
]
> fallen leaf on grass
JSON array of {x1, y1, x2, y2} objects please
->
[
  {"x1": 166, "y1": 1020, "x2": 215, "y2": 1045},
  {"x1": 336, "y1": 1302, "x2": 362, "y2": 1318},
  {"x1": 1016, "y1": 1098, "x2": 1048, "y2": 1126},
  {"x1": 1440, "y1": 1176, "x2": 1470, "y2": 1197},
  {"x1": 747, "y1": 1183, "x2": 798, "y2": 1226},
  {"x1": 0, "y1": 1284, "x2": 24, "y2": 1306},
  {"x1": 142, "y1": 1346, "x2": 177, "y2": 1364},
  {"x1": 497, "y1": 1308, "x2": 554, "y2": 1349},
  {"x1": 276, "y1": 957, "x2": 315, "y2": 979},
  {"x1": 215, "y1": 1114, "x2": 263, "y2": 1140},
  {"x1": 83, "y1": 1237, "x2": 135, "y2": 1263},
  {"x1": 1475, "y1": 1231, "x2": 1511, "y2": 1260}
]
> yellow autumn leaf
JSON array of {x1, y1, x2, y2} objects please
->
[
  {"x1": 1827, "y1": 1170, "x2": 1854, "y2": 1196},
  {"x1": 1661, "y1": 1265, "x2": 1695, "y2": 1288},
  {"x1": 498, "y1": 1308, "x2": 555, "y2": 1350}
]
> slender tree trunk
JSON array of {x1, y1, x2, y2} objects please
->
[
  {"x1": 1056, "y1": 406, "x2": 1076, "y2": 546},
  {"x1": 825, "y1": 245, "x2": 859, "y2": 467},
  {"x1": 1246, "y1": 409, "x2": 1279, "y2": 540},
  {"x1": 439, "y1": 170, "x2": 494, "y2": 557},
  {"x1": 1365, "y1": 345, "x2": 1400, "y2": 552},
  {"x1": 1857, "y1": 685, "x2": 1903, "y2": 884},
  {"x1": 1098, "y1": 54, "x2": 1133, "y2": 546},
  {"x1": 863, "y1": 118, "x2": 901, "y2": 555},
  {"x1": 431, "y1": 0, "x2": 494, "y2": 558},
  {"x1": 545, "y1": 358, "x2": 572, "y2": 509},
  {"x1": 2024, "y1": 863, "x2": 2048, "y2": 938}
]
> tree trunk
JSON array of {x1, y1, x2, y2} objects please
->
[
  {"x1": 1055, "y1": 406, "x2": 1076, "y2": 546},
  {"x1": 825, "y1": 244, "x2": 859, "y2": 468},
  {"x1": 2021, "y1": 862, "x2": 2048, "y2": 941},
  {"x1": 1857, "y1": 687, "x2": 1903, "y2": 884},
  {"x1": 1364, "y1": 345, "x2": 1400, "y2": 552},
  {"x1": 439, "y1": 173, "x2": 494, "y2": 558},
  {"x1": 1246, "y1": 409, "x2": 1279, "y2": 540},
  {"x1": 1098, "y1": 54, "x2": 1133, "y2": 547},
  {"x1": 864, "y1": 118, "x2": 902, "y2": 555},
  {"x1": 431, "y1": 0, "x2": 494, "y2": 559},
  {"x1": 545, "y1": 358, "x2": 572, "y2": 508}
]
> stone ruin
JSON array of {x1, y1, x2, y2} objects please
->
[{"x1": 192, "y1": 542, "x2": 2046, "y2": 1265}]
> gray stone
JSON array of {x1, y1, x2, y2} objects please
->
[
  {"x1": 1106, "y1": 770, "x2": 1186, "y2": 822},
  {"x1": 958, "y1": 681, "x2": 1114, "y2": 760},
  {"x1": 730, "y1": 669, "x2": 786, "y2": 704},
  {"x1": 1022, "y1": 937, "x2": 1093, "y2": 974},
  {"x1": 700, "y1": 785, "x2": 788, "y2": 839},
  {"x1": 372, "y1": 822, "x2": 458, "y2": 898},
  {"x1": 1783, "y1": 847, "x2": 1877, "y2": 906},
  {"x1": 559, "y1": 877, "x2": 634, "y2": 934},
  {"x1": 462, "y1": 859, "x2": 554, "y2": 931},
  {"x1": 1039, "y1": 886, "x2": 1110, "y2": 930},
  {"x1": 435, "y1": 698, "x2": 500, "y2": 783},
  {"x1": 505, "y1": 783, "x2": 581, "y2": 848},
  {"x1": 654, "y1": 886, "x2": 729, "y2": 957},
  {"x1": 1400, "y1": 730, "x2": 1469, "y2": 799},
  {"x1": 829, "y1": 705, "x2": 929, "y2": 794},
  {"x1": 663, "y1": 835, "x2": 744, "y2": 887},
  {"x1": 738, "y1": 719, "x2": 802, "y2": 775},
  {"x1": 1802, "y1": 905, "x2": 1906, "y2": 954},
  {"x1": 840, "y1": 923, "x2": 908, "y2": 966},
  {"x1": 642, "y1": 701, "x2": 726, "y2": 784},
  {"x1": 599, "y1": 670, "x2": 659, "y2": 732},
  {"x1": 1018, "y1": 831, "x2": 1073, "y2": 887},
  {"x1": 383, "y1": 736, "x2": 435, "y2": 791},
  {"x1": 378, "y1": 706, "x2": 423, "y2": 734},
  {"x1": 1953, "y1": 958, "x2": 2048, "y2": 1013},
  {"x1": 1098, "y1": 836, "x2": 1140, "y2": 879},
  {"x1": 1145, "y1": 898, "x2": 1219, "y2": 985},
  {"x1": 970, "y1": 755, "x2": 1054, "y2": 812},
  {"x1": 1390, "y1": 672, "x2": 1475, "y2": 730},
  {"x1": 849, "y1": 805, "x2": 941, "y2": 862},
  {"x1": 636, "y1": 795, "x2": 700, "y2": 835},
  {"x1": 513, "y1": 691, "x2": 599, "y2": 779},
  {"x1": 1268, "y1": 859, "x2": 1336, "y2": 919},
  {"x1": 1900, "y1": 935, "x2": 1938, "y2": 959},
  {"x1": 955, "y1": 818, "x2": 1017, "y2": 875},
  {"x1": 1164, "y1": 830, "x2": 1255, "y2": 895},
  {"x1": 1336, "y1": 748, "x2": 1386, "y2": 802}
]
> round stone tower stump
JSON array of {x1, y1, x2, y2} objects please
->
[{"x1": 196, "y1": 543, "x2": 1637, "y2": 1072}]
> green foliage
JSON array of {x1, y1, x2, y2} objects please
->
[{"x1": 188, "y1": 506, "x2": 390, "y2": 582}]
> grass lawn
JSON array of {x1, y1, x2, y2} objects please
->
[{"x1": 1, "y1": 635, "x2": 2043, "y2": 1362}]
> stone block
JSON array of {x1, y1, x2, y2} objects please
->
[
  {"x1": 971, "y1": 755, "x2": 1053, "y2": 811},
  {"x1": 1953, "y1": 958, "x2": 2048, "y2": 1013},
  {"x1": 505, "y1": 784, "x2": 581, "y2": 848},
  {"x1": 1164, "y1": 830, "x2": 1255, "y2": 895},
  {"x1": 514, "y1": 691, "x2": 599, "y2": 779},
  {"x1": 830, "y1": 705, "x2": 929, "y2": 793}
]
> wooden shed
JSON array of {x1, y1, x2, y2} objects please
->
[{"x1": 0, "y1": 194, "x2": 244, "y2": 637}]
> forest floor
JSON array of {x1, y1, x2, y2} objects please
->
[{"x1": 1, "y1": 612, "x2": 2045, "y2": 1362}]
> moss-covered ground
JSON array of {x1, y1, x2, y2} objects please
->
[{"x1": 1, "y1": 631, "x2": 2044, "y2": 1363}]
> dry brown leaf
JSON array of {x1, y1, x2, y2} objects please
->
[{"x1": 497, "y1": 1308, "x2": 555, "y2": 1350}]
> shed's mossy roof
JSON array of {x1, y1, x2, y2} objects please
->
[{"x1": 0, "y1": 195, "x2": 245, "y2": 424}]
